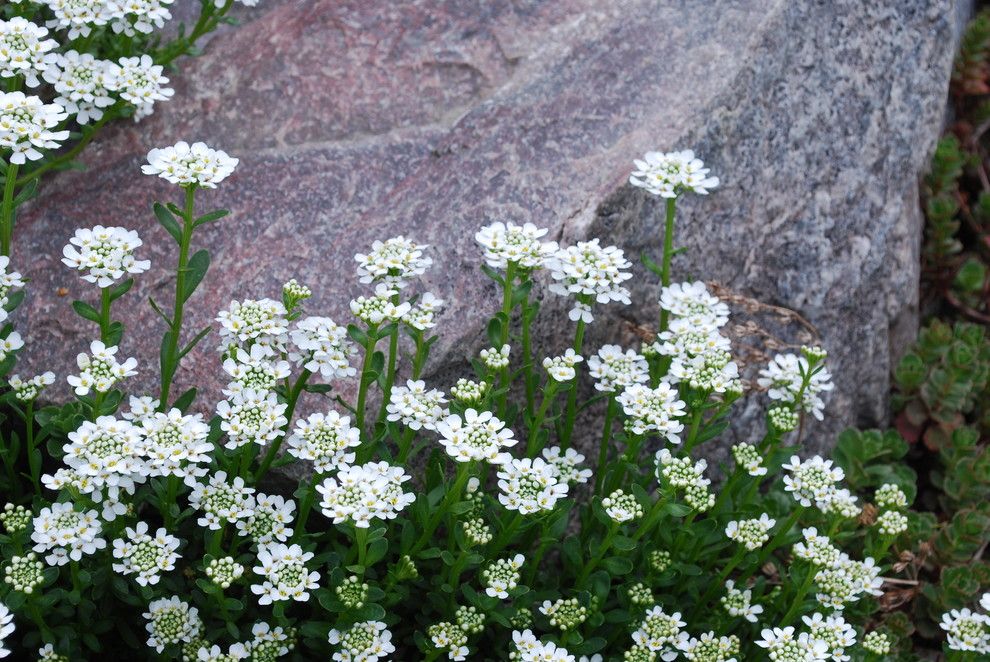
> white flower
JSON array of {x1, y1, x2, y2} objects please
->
[
  {"x1": 660, "y1": 281, "x2": 729, "y2": 325},
  {"x1": 541, "y1": 446, "x2": 592, "y2": 485},
  {"x1": 802, "y1": 612, "x2": 856, "y2": 662},
  {"x1": 62, "y1": 225, "x2": 150, "y2": 287},
  {"x1": 139, "y1": 408, "x2": 212, "y2": 484},
  {"x1": 1, "y1": 608, "x2": 16, "y2": 659},
  {"x1": 781, "y1": 455, "x2": 844, "y2": 509},
  {"x1": 122, "y1": 394, "x2": 159, "y2": 423},
  {"x1": 31, "y1": 502, "x2": 106, "y2": 566},
  {"x1": 758, "y1": 351, "x2": 833, "y2": 421},
  {"x1": 814, "y1": 555, "x2": 883, "y2": 610},
  {"x1": 288, "y1": 411, "x2": 361, "y2": 474},
  {"x1": 940, "y1": 608, "x2": 990, "y2": 653},
  {"x1": 107, "y1": 54, "x2": 174, "y2": 119},
  {"x1": 655, "y1": 449, "x2": 709, "y2": 490},
  {"x1": 793, "y1": 528, "x2": 842, "y2": 568},
  {"x1": 111, "y1": 521, "x2": 181, "y2": 586},
  {"x1": 721, "y1": 580, "x2": 762, "y2": 623},
  {"x1": 41, "y1": 0, "x2": 113, "y2": 39},
  {"x1": 189, "y1": 471, "x2": 255, "y2": 530},
  {"x1": 0, "y1": 255, "x2": 23, "y2": 324},
  {"x1": 246, "y1": 621, "x2": 292, "y2": 661},
  {"x1": 289, "y1": 315, "x2": 356, "y2": 379},
  {"x1": 602, "y1": 489, "x2": 643, "y2": 523},
  {"x1": 547, "y1": 239, "x2": 632, "y2": 322},
  {"x1": 617, "y1": 383, "x2": 686, "y2": 442},
  {"x1": 403, "y1": 291, "x2": 444, "y2": 330},
  {"x1": 142, "y1": 141, "x2": 238, "y2": 188},
  {"x1": 875, "y1": 483, "x2": 909, "y2": 509},
  {"x1": 354, "y1": 236, "x2": 431, "y2": 288},
  {"x1": 482, "y1": 555, "x2": 524, "y2": 599},
  {"x1": 677, "y1": 631, "x2": 739, "y2": 662},
  {"x1": 143, "y1": 596, "x2": 202, "y2": 653},
  {"x1": 731, "y1": 443, "x2": 767, "y2": 477},
  {"x1": 387, "y1": 379, "x2": 449, "y2": 432},
  {"x1": 328, "y1": 621, "x2": 395, "y2": 662},
  {"x1": 316, "y1": 462, "x2": 415, "y2": 528},
  {"x1": 436, "y1": 408, "x2": 516, "y2": 464},
  {"x1": 981, "y1": 592, "x2": 990, "y2": 613},
  {"x1": 542, "y1": 349, "x2": 583, "y2": 382},
  {"x1": 0, "y1": 331, "x2": 23, "y2": 362},
  {"x1": 216, "y1": 388, "x2": 288, "y2": 450},
  {"x1": 496, "y1": 457, "x2": 568, "y2": 514},
  {"x1": 587, "y1": 344, "x2": 648, "y2": 392},
  {"x1": 217, "y1": 298, "x2": 290, "y2": 357},
  {"x1": 8, "y1": 371, "x2": 55, "y2": 402},
  {"x1": 0, "y1": 18, "x2": 58, "y2": 88},
  {"x1": 250, "y1": 542, "x2": 319, "y2": 604},
  {"x1": 475, "y1": 221, "x2": 558, "y2": 270},
  {"x1": 196, "y1": 643, "x2": 249, "y2": 661},
  {"x1": 754, "y1": 626, "x2": 829, "y2": 661},
  {"x1": 480, "y1": 344, "x2": 510, "y2": 370},
  {"x1": 42, "y1": 50, "x2": 116, "y2": 124},
  {"x1": 350, "y1": 283, "x2": 411, "y2": 325},
  {"x1": 632, "y1": 605, "x2": 686, "y2": 652},
  {"x1": 236, "y1": 493, "x2": 295, "y2": 544},
  {"x1": 0, "y1": 91, "x2": 70, "y2": 163},
  {"x1": 629, "y1": 149, "x2": 719, "y2": 198},
  {"x1": 725, "y1": 514, "x2": 775, "y2": 551},
  {"x1": 61, "y1": 414, "x2": 147, "y2": 491},
  {"x1": 109, "y1": 0, "x2": 174, "y2": 36},
  {"x1": 222, "y1": 344, "x2": 291, "y2": 395}
]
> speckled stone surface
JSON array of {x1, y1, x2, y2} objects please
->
[{"x1": 15, "y1": 0, "x2": 963, "y2": 452}]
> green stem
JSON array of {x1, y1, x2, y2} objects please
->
[
  {"x1": 658, "y1": 197, "x2": 676, "y2": 332},
  {"x1": 595, "y1": 397, "x2": 617, "y2": 495},
  {"x1": 25, "y1": 401, "x2": 40, "y2": 494},
  {"x1": 255, "y1": 369, "x2": 311, "y2": 483},
  {"x1": 163, "y1": 475, "x2": 179, "y2": 528},
  {"x1": 521, "y1": 293, "x2": 536, "y2": 419},
  {"x1": 695, "y1": 546, "x2": 745, "y2": 613},
  {"x1": 497, "y1": 262, "x2": 517, "y2": 417},
  {"x1": 750, "y1": 505, "x2": 807, "y2": 577},
  {"x1": 354, "y1": 525, "x2": 369, "y2": 569},
  {"x1": 631, "y1": 494, "x2": 666, "y2": 542},
  {"x1": 294, "y1": 475, "x2": 321, "y2": 538},
  {"x1": 525, "y1": 521, "x2": 550, "y2": 586},
  {"x1": 561, "y1": 315, "x2": 587, "y2": 448},
  {"x1": 1, "y1": 162, "x2": 18, "y2": 257},
  {"x1": 780, "y1": 563, "x2": 816, "y2": 625},
  {"x1": 682, "y1": 406, "x2": 705, "y2": 453},
  {"x1": 396, "y1": 427, "x2": 416, "y2": 464},
  {"x1": 375, "y1": 305, "x2": 400, "y2": 426},
  {"x1": 354, "y1": 327, "x2": 380, "y2": 445},
  {"x1": 487, "y1": 512, "x2": 524, "y2": 556},
  {"x1": 99, "y1": 286, "x2": 112, "y2": 344},
  {"x1": 526, "y1": 383, "x2": 557, "y2": 457},
  {"x1": 16, "y1": 114, "x2": 112, "y2": 187},
  {"x1": 577, "y1": 523, "x2": 619, "y2": 585},
  {"x1": 159, "y1": 186, "x2": 197, "y2": 410}
]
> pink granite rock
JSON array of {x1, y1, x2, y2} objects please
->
[{"x1": 15, "y1": 0, "x2": 964, "y2": 450}]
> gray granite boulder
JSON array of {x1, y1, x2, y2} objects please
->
[{"x1": 15, "y1": 0, "x2": 965, "y2": 452}]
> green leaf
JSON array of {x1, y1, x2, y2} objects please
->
[
  {"x1": 181, "y1": 250, "x2": 210, "y2": 303},
  {"x1": 154, "y1": 202, "x2": 183, "y2": 244},
  {"x1": 194, "y1": 208, "x2": 230, "y2": 228},
  {"x1": 172, "y1": 388, "x2": 197, "y2": 412},
  {"x1": 72, "y1": 300, "x2": 101, "y2": 323},
  {"x1": 108, "y1": 278, "x2": 133, "y2": 302},
  {"x1": 602, "y1": 556, "x2": 633, "y2": 574},
  {"x1": 148, "y1": 296, "x2": 172, "y2": 327},
  {"x1": 954, "y1": 257, "x2": 986, "y2": 293}
]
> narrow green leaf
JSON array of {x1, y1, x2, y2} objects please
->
[
  {"x1": 154, "y1": 202, "x2": 182, "y2": 244},
  {"x1": 181, "y1": 250, "x2": 210, "y2": 303},
  {"x1": 194, "y1": 208, "x2": 230, "y2": 228},
  {"x1": 72, "y1": 300, "x2": 101, "y2": 322}
]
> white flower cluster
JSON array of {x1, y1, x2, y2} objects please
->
[
  {"x1": 758, "y1": 349, "x2": 834, "y2": 421},
  {"x1": 941, "y1": 593, "x2": 990, "y2": 654},
  {"x1": 722, "y1": 580, "x2": 763, "y2": 623},
  {"x1": 496, "y1": 456, "x2": 569, "y2": 514},
  {"x1": 480, "y1": 344, "x2": 510, "y2": 370},
  {"x1": 328, "y1": 621, "x2": 395, "y2": 662},
  {"x1": 31, "y1": 502, "x2": 106, "y2": 566},
  {"x1": 0, "y1": 598, "x2": 13, "y2": 658},
  {"x1": 482, "y1": 554, "x2": 524, "y2": 599},
  {"x1": 656, "y1": 282, "x2": 741, "y2": 394},
  {"x1": 725, "y1": 514, "x2": 775, "y2": 551},
  {"x1": 217, "y1": 298, "x2": 289, "y2": 357},
  {"x1": 731, "y1": 442, "x2": 767, "y2": 477},
  {"x1": 111, "y1": 521, "x2": 181, "y2": 586},
  {"x1": 547, "y1": 239, "x2": 632, "y2": 323},
  {"x1": 8, "y1": 371, "x2": 55, "y2": 402},
  {"x1": 237, "y1": 493, "x2": 295, "y2": 544},
  {"x1": 62, "y1": 224, "x2": 151, "y2": 287},
  {"x1": 541, "y1": 446, "x2": 592, "y2": 485},
  {"x1": 139, "y1": 407, "x2": 212, "y2": 485},
  {"x1": 655, "y1": 449, "x2": 714, "y2": 512},
  {"x1": 510, "y1": 629, "x2": 575, "y2": 661},
  {"x1": 632, "y1": 605, "x2": 686, "y2": 652},
  {"x1": 0, "y1": 90, "x2": 69, "y2": 163},
  {"x1": 42, "y1": 51, "x2": 114, "y2": 124},
  {"x1": 108, "y1": 54, "x2": 174, "y2": 119},
  {"x1": 450, "y1": 378, "x2": 487, "y2": 404},
  {"x1": 250, "y1": 542, "x2": 319, "y2": 604},
  {"x1": 0, "y1": 256, "x2": 24, "y2": 323},
  {"x1": 143, "y1": 596, "x2": 203, "y2": 653},
  {"x1": 189, "y1": 471, "x2": 255, "y2": 530},
  {"x1": 587, "y1": 344, "x2": 649, "y2": 392},
  {"x1": 316, "y1": 462, "x2": 415, "y2": 528},
  {"x1": 475, "y1": 221, "x2": 558, "y2": 271},
  {"x1": 814, "y1": 554, "x2": 883, "y2": 610},
  {"x1": 403, "y1": 291, "x2": 444, "y2": 331},
  {"x1": 143, "y1": 141, "x2": 238, "y2": 188},
  {"x1": 67, "y1": 340, "x2": 138, "y2": 395},
  {"x1": 216, "y1": 389, "x2": 288, "y2": 450},
  {"x1": 387, "y1": 380, "x2": 449, "y2": 432},
  {"x1": 629, "y1": 149, "x2": 719, "y2": 198},
  {"x1": 59, "y1": 415, "x2": 147, "y2": 505},
  {"x1": 354, "y1": 236, "x2": 432, "y2": 288},
  {"x1": 602, "y1": 489, "x2": 643, "y2": 523},
  {"x1": 3, "y1": 552, "x2": 44, "y2": 593},
  {"x1": 289, "y1": 316, "x2": 356, "y2": 379},
  {"x1": 793, "y1": 528, "x2": 842, "y2": 568},
  {"x1": 782, "y1": 455, "x2": 846, "y2": 510},
  {"x1": 206, "y1": 556, "x2": 244, "y2": 589},
  {"x1": 350, "y1": 284, "x2": 411, "y2": 326},
  {"x1": 0, "y1": 331, "x2": 23, "y2": 363},
  {"x1": 221, "y1": 345, "x2": 291, "y2": 395},
  {"x1": 0, "y1": 17, "x2": 57, "y2": 87},
  {"x1": 802, "y1": 612, "x2": 856, "y2": 661},
  {"x1": 436, "y1": 408, "x2": 515, "y2": 464},
  {"x1": 542, "y1": 349, "x2": 583, "y2": 382},
  {"x1": 617, "y1": 383, "x2": 686, "y2": 443},
  {"x1": 288, "y1": 411, "x2": 361, "y2": 474}
]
